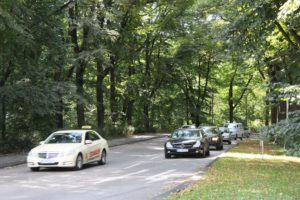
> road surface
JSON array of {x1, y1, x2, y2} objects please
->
[{"x1": 0, "y1": 137, "x2": 236, "y2": 200}]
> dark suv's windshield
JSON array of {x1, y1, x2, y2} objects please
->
[{"x1": 171, "y1": 130, "x2": 201, "y2": 139}]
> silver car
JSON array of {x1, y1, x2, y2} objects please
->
[{"x1": 219, "y1": 127, "x2": 232, "y2": 144}]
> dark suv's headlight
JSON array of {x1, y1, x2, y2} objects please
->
[
  {"x1": 192, "y1": 141, "x2": 201, "y2": 148},
  {"x1": 166, "y1": 142, "x2": 173, "y2": 148}
]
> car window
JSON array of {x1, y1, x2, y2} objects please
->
[
  {"x1": 225, "y1": 123, "x2": 237, "y2": 129},
  {"x1": 202, "y1": 127, "x2": 217, "y2": 135},
  {"x1": 45, "y1": 132, "x2": 82, "y2": 144},
  {"x1": 171, "y1": 130, "x2": 201, "y2": 139},
  {"x1": 212, "y1": 128, "x2": 219, "y2": 134},
  {"x1": 88, "y1": 131, "x2": 100, "y2": 141}
]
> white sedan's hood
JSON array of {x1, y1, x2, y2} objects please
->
[{"x1": 31, "y1": 144, "x2": 83, "y2": 153}]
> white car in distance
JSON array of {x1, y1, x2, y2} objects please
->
[
  {"x1": 223, "y1": 122, "x2": 245, "y2": 140},
  {"x1": 27, "y1": 129, "x2": 108, "y2": 171}
]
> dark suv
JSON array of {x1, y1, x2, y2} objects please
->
[
  {"x1": 200, "y1": 126, "x2": 223, "y2": 150},
  {"x1": 164, "y1": 128, "x2": 210, "y2": 158}
]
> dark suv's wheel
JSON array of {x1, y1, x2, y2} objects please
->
[{"x1": 165, "y1": 152, "x2": 171, "y2": 159}]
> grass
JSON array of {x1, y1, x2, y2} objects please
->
[
  {"x1": 230, "y1": 140, "x2": 285, "y2": 155},
  {"x1": 166, "y1": 140, "x2": 300, "y2": 200}
]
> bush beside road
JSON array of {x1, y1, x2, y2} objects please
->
[{"x1": 166, "y1": 140, "x2": 300, "y2": 200}]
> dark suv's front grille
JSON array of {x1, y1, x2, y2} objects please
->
[{"x1": 172, "y1": 142, "x2": 196, "y2": 149}]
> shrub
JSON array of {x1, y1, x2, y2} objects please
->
[{"x1": 262, "y1": 110, "x2": 300, "y2": 157}]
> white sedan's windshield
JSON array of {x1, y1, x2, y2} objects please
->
[
  {"x1": 171, "y1": 130, "x2": 200, "y2": 139},
  {"x1": 45, "y1": 132, "x2": 82, "y2": 144}
]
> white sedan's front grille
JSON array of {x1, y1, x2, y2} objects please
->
[{"x1": 38, "y1": 152, "x2": 59, "y2": 159}]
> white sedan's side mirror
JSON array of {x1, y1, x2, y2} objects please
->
[
  {"x1": 85, "y1": 140, "x2": 92, "y2": 144},
  {"x1": 39, "y1": 141, "x2": 45, "y2": 145}
]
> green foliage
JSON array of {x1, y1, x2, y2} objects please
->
[
  {"x1": 1, "y1": 0, "x2": 299, "y2": 153},
  {"x1": 263, "y1": 110, "x2": 300, "y2": 157}
]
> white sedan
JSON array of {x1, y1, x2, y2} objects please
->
[{"x1": 27, "y1": 129, "x2": 108, "y2": 171}]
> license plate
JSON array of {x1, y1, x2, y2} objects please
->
[
  {"x1": 212, "y1": 138, "x2": 218, "y2": 141},
  {"x1": 40, "y1": 159, "x2": 55, "y2": 164},
  {"x1": 177, "y1": 149, "x2": 188, "y2": 153}
]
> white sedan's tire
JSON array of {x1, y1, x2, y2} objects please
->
[
  {"x1": 98, "y1": 150, "x2": 107, "y2": 165},
  {"x1": 75, "y1": 154, "x2": 83, "y2": 170},
  {"x1": 30, "y1": 167, "x2": 40, "y2": 172}
]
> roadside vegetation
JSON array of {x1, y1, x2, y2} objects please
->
[{"x1": 166, "y1": 140, "x2": 300, "y2": 200}]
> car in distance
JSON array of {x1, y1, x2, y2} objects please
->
[
  {"x1": 164, "y1": 128, "x2": 209, "y2": 158},
  {"x1": 181, "y1": 124, "x2": 196, "y2": 129},
  {"x1": 223, "y1": 122, "x2": 244, "y2": 140},
  {"x1": 219, "y1": 127, "x2": 232, "y2": 144},
  {"x1": 27, "y1": 129, "x2": 108, "y2": 171},
  {"x1": 200, "y1": 126, "x2": 223, "y2": 150}
]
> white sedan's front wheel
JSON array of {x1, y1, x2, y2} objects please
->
[
  {"x1": 98, "y1": 150, "x2": 107, "y2": 165},
  {"x1": 75, "y1": 154, "x2": 83, "y2": 170},
  {"x1": 30, "y1": 167, "x2": 40, "y2": 172}
]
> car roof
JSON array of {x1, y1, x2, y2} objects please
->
[
  {"x1": 176, "y1": 128, "x2": 200, "y2": 131},
  {"x1": 199, "y1": 126, "x2": 215, "y2": 128},
  {"x1": 53, "y1": 130, "x2": 91, "y2": 134}
]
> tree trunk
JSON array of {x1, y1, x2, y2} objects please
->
[
  {"x1": 69, "y1": 3, "x2": 88, "y2": 128},
  {"x1": 264, "y1": 90, "x2": 270, "y2": 127},
  {"x1": 122, "y1": 66, "x2": 135, "y2": 125},
  {"x1": 211, "y1": 94, "x2": 214, "y2": 124},
  {"x1": 0, "y1": 61, "x2": 13, "y2": 140},
  {"x1": 143, "y1": 34, "x2": 151, "y2": 131},
  {"x1": 0, "y1": 99, "x2": 6, "y2": 141},
  {"x1": 144, "y1": 104, "x2": 150, "y2": 131},
  {"x1": 194, "y1": 104, "x2": 200, "y2": 127},
  {"x1": 229, "y1": 81, "x2": 234, "y2": 123},
  {"x1": 96, "y1": 64, "x2": 105, "y2": 129},
  {"x1": 110, "y1": 56, "x2": 118, "y2": 124},
  {"x1": 274, "y1": 21, "x2": 297, "y2": 48},
  {"x1": 56, "y1": 98, "x2": 64, "y2": 129},
  {"x1": 126, "y1": 100, "x2": 134, "y2": 125},
  {"x1": 290, "y1": 29, "x2": 300, "y2": 47},
  {"x1": 76, "y1": 62, "x2": 85, "y2": 127},
  {"x1": 228, "y1": 65, "x2": 237, "y2": 123},
  {"x1": 54, "y1": 65, "x2": 64, "y2": 129}
]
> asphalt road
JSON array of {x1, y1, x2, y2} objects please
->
[{"x1": 0, "y1": 137, "x2": 236, "y2": 200}]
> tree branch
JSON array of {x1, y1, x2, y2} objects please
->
[
  {"x1": 233, "y1": 75, "x2": 253, "y2": 110},
  {"x1": 274, "y1": 20, "x2": 297, "y2": 48}
]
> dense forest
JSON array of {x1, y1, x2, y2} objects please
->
[{"x1": 0, "y1": 0, "x2": 300, "y2": 153}]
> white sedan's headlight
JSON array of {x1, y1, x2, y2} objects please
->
[
  {"x1": 28, "y1": 151, "x2": 38, "y2": 157},
  {"x1": 166, "y1": 142, "x2": 173, "y2": 148},
  {"x1": 193, "y1": 141, "x2": 201, "y2": 148}
]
